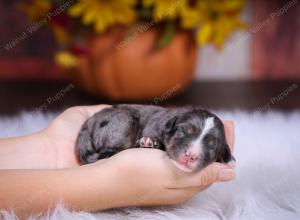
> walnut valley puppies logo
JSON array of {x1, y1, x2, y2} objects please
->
[
  {"x1": 256, "y1": 83, "x2": 298, "y2": 113},
  {"x1": 33, "y1": 83, "x2": 75, "y2": 113},
  {"x1": 270, "y1": 0, "x2": 298, "y2": 19},
  {"x1": 227, "y1": 0, "x2": 298, "y2": 50},
  {"x1": 152, "y1": 84, "x2": 181, "y2": 104},
  {"x1": 3, "y1": 0, "x2": 74, "y2": 51}
]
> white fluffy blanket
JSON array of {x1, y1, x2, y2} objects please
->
[{"x1": 1, "y1": 111, "x2": 300, "y2": 220}]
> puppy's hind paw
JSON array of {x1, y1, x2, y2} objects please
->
[{"x1": 138, "y1": 137, "x2": 162, "y2": 149}]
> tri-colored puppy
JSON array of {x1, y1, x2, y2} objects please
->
[{"x1": 76, "y1": 105, "x2": 234, "y2": 172}]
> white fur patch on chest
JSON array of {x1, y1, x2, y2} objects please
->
[{"x1": 189, "y1": 117, "x2": 215, "y2": 156}]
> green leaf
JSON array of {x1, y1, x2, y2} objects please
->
[{"x1": 158, "y1": 22, "x2": 176, "y2": 48}]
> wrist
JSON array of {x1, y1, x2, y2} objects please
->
[
  {"x1": 35, "y1": 130, "x2": 58, "y2": 168},
  {"x1": 0, "y1": 131, "x2": 56, "y2": 169},
  {"x1": 61, "y1": 162, "x2": 125, "y2": 211},
  {"x1": 62, "y1": 157, "x2": 153, "y2": 212}
]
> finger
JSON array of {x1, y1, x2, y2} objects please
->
[
  {"x1": 183, "y1": 184, "x2": 211, "y2": 194},
  {"x1": 224, "y1": 121, "x2": 235, "y2": 153},
  {"x1": 183, "y1": 185, "x2": 210, "y2": 197},
  {"x1": 195, "y1": 163, "x2": 235, "y2": 185},
  {"x1": 173, "y1": 163, "x2": 235, "y2": 189}
]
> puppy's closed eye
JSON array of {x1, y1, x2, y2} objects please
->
[
  {"x1": 204, "y1": 135, "x2": 218, "y2": 150},
  {"x1": 175, "y1": 125, "x2": 196, "y2": 138},
  {"x1": 186, "y1": 126, "x2": 196, "y2": 134}
]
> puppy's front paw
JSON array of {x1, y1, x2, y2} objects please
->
[{"x1": 138, "y1": 137, "x2": 162, "y2": 149}]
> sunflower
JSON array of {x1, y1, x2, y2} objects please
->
[
  {"x1": 193, "y1": 0, "x2": 247, "y2": 48},
  {"x1": 144, "y1": 0, "x2": 246, "y2": 48},
  {"x1": 55, "y1": 51, "x2": 78, "y2": 68},
  {"x1": 196, "y1": 12, "x2": 246, "y2": 48},
  {"x1": 68, "y1": 0, "x2": 137, "y2": 33},
  {"x1": 179, "y1": 2, "x2": 203, "y2": 29},
  {"x1": 143, "y1": 0, "x2": 185, "y2": 21}
]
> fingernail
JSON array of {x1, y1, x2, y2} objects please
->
[{"x1": 218, "y1": 169, "x2": 235, "y2": 181}]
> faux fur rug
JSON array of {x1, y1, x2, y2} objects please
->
[{"x1": 1, "y1": 111, "x2": 300, "y2": 220}]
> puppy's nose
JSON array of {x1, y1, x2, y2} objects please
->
[{"x1": 182, "y1": 150, "x2": 198, "y2": 163}]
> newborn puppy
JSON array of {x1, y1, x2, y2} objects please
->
[{"x1": 76, "y1": 105, "x2": 234, "y2": 172}]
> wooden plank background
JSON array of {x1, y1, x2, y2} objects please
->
[{"x1": 252, "y1": 0, "x2": 300, "y2": 80}]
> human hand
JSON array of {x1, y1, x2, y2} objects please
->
[
  {"x1": 92, "y1": 121, "x2": 235, "y2": 207},
  {"x1": 42, "y1": 105, "x2": 111, "y2": 168}
]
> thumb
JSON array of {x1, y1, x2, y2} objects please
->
[
  {"x1": 81, "y1": 105, "x2": 112, "y2": 116},
  {"x1": 176, "y1": 163, "x2": 235, "y2": 189}
]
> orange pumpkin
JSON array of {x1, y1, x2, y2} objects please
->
[{"x1": 66, "y1": 27, "x2": 198, "y2": 101}]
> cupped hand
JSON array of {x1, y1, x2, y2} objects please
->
[
  {"x1": 42, "y1": 105, "x2": 111, "y2": 168},
  {"x1": 89, "y1": 121, "x2": 235, "y2": 207}
]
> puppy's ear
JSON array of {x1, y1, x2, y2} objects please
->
[
  {"x1": 216, "y1": 143, "x2": 232, "y2": 163},
  {"x1": 76, "y1": 122, "x2": 96, "y2": 164},
  {"x1": 165, "y1": 116, "x2": 178, "y2": 134}
]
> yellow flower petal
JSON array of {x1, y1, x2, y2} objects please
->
[
  {"x1": 180, "y1": 5, "x2": 201, "y2": 29},
  {"x1": 197, "y1": 22, "x2": 213, "y2": 45},
  {"x1": 222, "y1": 0, "x2": 246, "y2": 12},
  {"x1": 95, "y1": 18, "x2": 107, "y2": 33},
  {"x1": 144, "y1": 0, "x2": 184, "y2": 21},
  {"x1": 82, "y1": 9, "x2": 96, "y2": 25},
  {"x1": 143, "y1": 0, "x2": 154, "y2": 7},
  {"x1": 55, "y1": 52, "x2": 78, "y2": 68},
  {"x1": 51, "y1": 24, "x2": 69, "y2": 46},
  {"x1": 192, "y1": 0, "x2": 247, "y2": 47},
  {"x1": 68, "y1": 0, "x2": 137, "y2": 33},
  {"x1": 68, "y1": 3, "x2": 86, "y2": 17}
]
